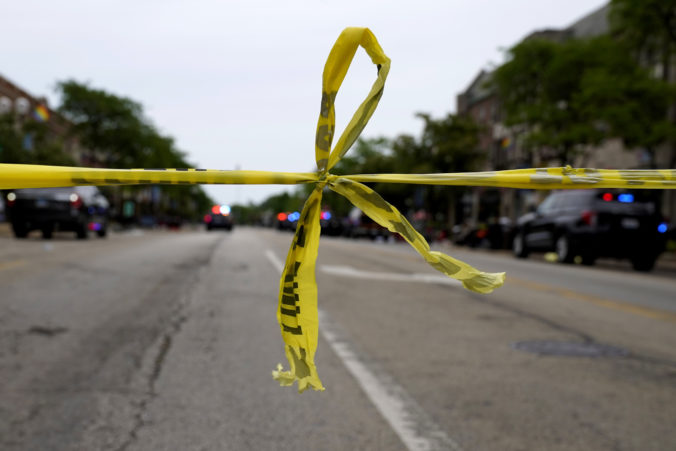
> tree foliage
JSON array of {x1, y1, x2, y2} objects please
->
[
  {"x1": 610, "y1": 0, "x2": 676, "y2": 168},
  {"x1": 493, "y1": 36, "x2": 675, "y2": 164},
  {"x1": 56, "y1": 80, "x2": 214, "y2": 220},
  {"x1": 0, "y1": 114, "x2": 76, "y2": 166},
  {"x1": 610, "y1": 0, "x2": 676, "y2": 77},
  {"x1": 252, "y1": 113, "x2": 484, "y2": 228}
]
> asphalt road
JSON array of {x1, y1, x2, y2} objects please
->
[{"x1": 0, "y1": 227, "x2": 675, "y2": 451}]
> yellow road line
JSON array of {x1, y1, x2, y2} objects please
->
[
  {"x1": 507, "y1": 276, "x2": 676, "y2": 324},
  {"x1": 0, "y1": 260, "x2": 27, "y2": 271}
]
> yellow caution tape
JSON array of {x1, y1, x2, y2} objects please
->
[
  {"x1": 1, "y1": 164, "x2": 675, "y2": 190},
  {"x1": 1, "y1": 27, "x2": 675, "y2": 392}
]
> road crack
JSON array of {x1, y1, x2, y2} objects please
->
[{"x1": 114, "y1": 238, "x2": 222, "y2": 451}]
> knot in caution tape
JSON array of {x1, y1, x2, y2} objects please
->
[{"x1": 1, "y1": 28, "x2": 675, "y2": 392}]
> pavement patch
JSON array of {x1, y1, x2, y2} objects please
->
[{"x1": 511, "y1": 340, "x2": 629, "y2": 358}]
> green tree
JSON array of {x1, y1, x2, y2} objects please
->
[
  {"x1": 0, "y1": 114, "x2": 76, "y2": 166},
  {"x1": 259, "y1": 191, "x2": 306, "y2": 215},
  {"x1": 331, "y1": 115, "x2": 484, "y2": 228},
  {"x1": 56, "y1": 80, "x2": 214, "y2": 221},
  {"x1": 0, "y1": 114, "x2": 25, "y2": 164},
  {"x1": 610, "y1": 0, "x2": 676, "y2": 167},
  {"x1": 57, "y1": 80, "x2": 147, "y2": 168},
  {"x1": 329, "y1": 137, "x2": 393, "y2": 216},
  {"x1": 416, "y1": 113, "x2": 484, "y2": 173},
  {"x1": 414, "y1": 113, "x2": 484, "y2": 228},
  {"x1": 610, "y1": 0, "x2": 676, "y2": 81},
  {"x1": 493, "y1": 36, "x2": 675, "y2": 165}
]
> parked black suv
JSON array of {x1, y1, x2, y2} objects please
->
[
  {"x1": 512, "y1": 190, "x2": 668, "y2": 271},
  {"x1": 5, "y1": 186, "x2": 109, "y2": 239}
]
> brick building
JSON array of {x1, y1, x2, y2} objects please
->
[{"x1": 0, "y1": 74, "x2": 98, "y2": 166}]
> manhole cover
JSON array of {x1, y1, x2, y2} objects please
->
[{"x1": 511, "y1": 340, "x2": 628, "y2": 357}]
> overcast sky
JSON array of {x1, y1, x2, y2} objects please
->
[{"x1": 3, "y1": 0, "x2": 607, "y2": 206}]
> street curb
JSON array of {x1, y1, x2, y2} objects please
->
[
  {"x1": 436, "y1": 240, "x2": 676, "y2": 272},
  {"x1": 0, "y1": 222, "x2": 10, "y2": 237}
]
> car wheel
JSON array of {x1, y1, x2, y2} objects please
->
[
  {"x1": 12, "y1": 222, "x2": 29, "y2": 239},
  {"x1": 555, "y1": 234, "x2": 575, "y2": 263},
  {"x1": 581, "y1": 254, "x2": 596, "y2": 266},
  {"x1": 97, "y1": 228, "x2": 107, "y2": 238},
  {"x1": 76, "y1": 223, "x2": 88, "y2": 239},
  {"x1": 512, "y1": 233, "x2": 529, "y2": 258},
  {"x1": 631, "y1": 255, "x2": 656, "y2": 272},
  {"x1": 41, "y1": 226, "x2": 53, "y2": 240}
]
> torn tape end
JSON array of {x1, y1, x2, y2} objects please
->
[
  {"x1": 463, "y1": 271, "x2": 506, "y2": 294},
  {"x1": 272, "y1": 364, "x2": 325, "y2": 393}
]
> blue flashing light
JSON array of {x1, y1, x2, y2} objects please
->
[
  {"x1": 658, "y1": 223, "x2": 668, "y2": 234},
  {"x1": 618, "y1": 193, "x2": 634, "y2": 203},
  {"x1": 321, "y1": 211, "x2": 332, "y2": 220},
  {"x1": 288, "y1": 211, "x2": 300, "y2": 222}
]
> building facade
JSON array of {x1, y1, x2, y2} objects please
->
[{"x1": 0, "y1": 74, "x2": 97, "y2": 166}]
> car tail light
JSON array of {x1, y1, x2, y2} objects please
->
[
  {"x1": 70, "y1": 193, "x2": 82, "y2": 209},
  {"x1": 581, "y1": 210, "x2": 596, "y2": 226},
  {"x1": 204, "y1": 214, "x2": 212, "y2": 223}
]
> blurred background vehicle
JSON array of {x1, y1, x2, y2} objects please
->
[
  {"x1": 342, "y1": 207, "x2": 390, "y2": 240},
  {"x1": 4, "y1": 186, "x2": 109, "y2": 239},
  {"x1": 319, "y1": 210, "x2": 344, "y2": 236},
  {"x1": 205, "y1": 204, "x2": 233, "y2": 231},
  {"x1": 274, "y1": 210, "x2": 344, "y2": 236},
  {"x1": 453, "y1": 216, "x2": 515, "y2": 250},
  {"x1": 275, "y1": 211, "x2": 298, "y2": 232},
  {"x1": 512, "y1": 190, "x2": 668, "y2": 271}
]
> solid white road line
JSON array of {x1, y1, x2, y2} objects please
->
[
  {"x1": 320, "y1": 264, "x2": 463, "y2": 287},
  {"x1": 264, "y1": 249, "x2": 284, "y2": 272},
  {"x1": 265, "y1": 249, "x2": 462, "y2": 451}
]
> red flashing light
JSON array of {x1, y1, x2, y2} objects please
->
[
  {"x1": 602, "y1": 193, "x2": 613, "y2": 202},
  {"x1": 211, "y1": 205, "x2": 221, "y2": 215},
  {"x1": 277, "y1": 212, "x2": 288, "y2": 221}
]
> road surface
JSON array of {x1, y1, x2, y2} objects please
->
[{"x1": 1, "y1": 227, "x2": 675, "y2": 450}]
